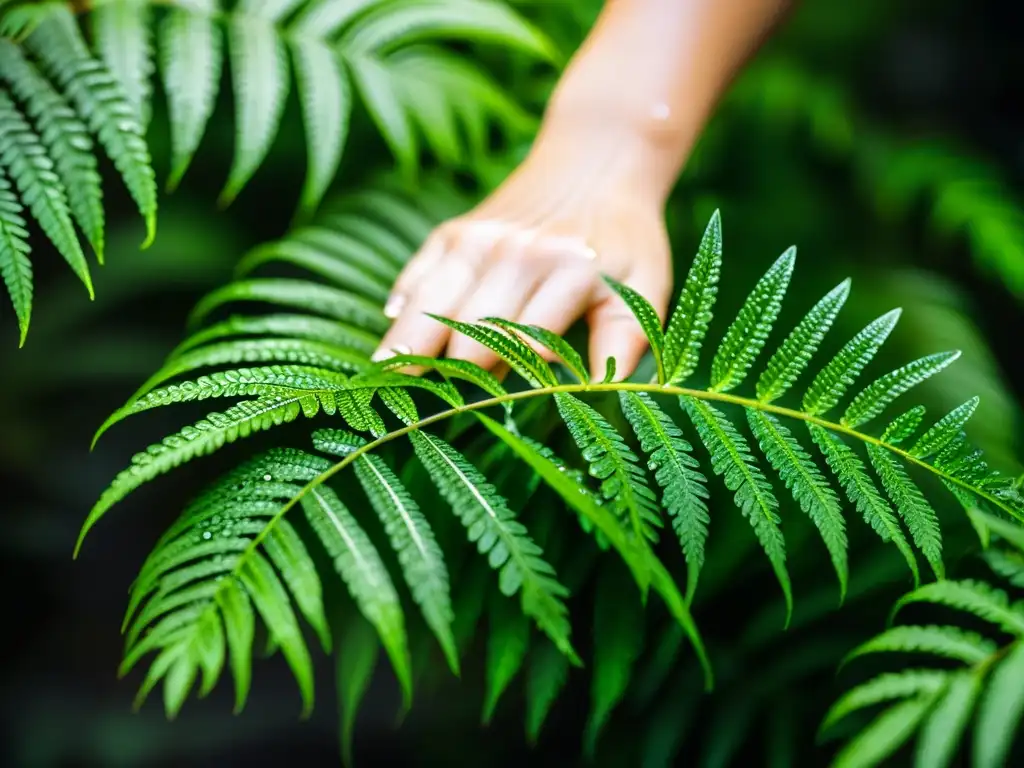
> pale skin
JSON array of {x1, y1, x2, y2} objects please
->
[{"x1": 374, "y1": 0, "x2": 793, "y2": 380}]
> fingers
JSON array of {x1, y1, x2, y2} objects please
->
[
  {"x1": 446, "y1": 253, "x2": 545, "y2": 369},
  {"x1": 514, "y1": 263, "x2": 597, "y2": 360},
  {"x1": 587, "y1": 264, "x2": 670, "y2": 381}
]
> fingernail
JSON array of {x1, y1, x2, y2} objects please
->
[
  {"x1": 384, "y1": 295, "x2": 406, "y2": 319},
  {"x1": 371, "y1": 343, "x2": 411, "y2": 363}
]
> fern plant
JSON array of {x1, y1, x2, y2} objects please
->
[
  {"x1": 0, "y1": 0, "x2": 551, "y2": 345},
  {"x1": 0, "y1": 4, "x2": 156, "y2": 344},
  {"x1": 823, "y1": 510, "x2": 1024, "y2": 768},
  {"x1": 82, "y1": 0, "x2": 553, "y2": 207},
  {"x1": 80, "y1": 180, "x2": 1024, "y2": 755}
]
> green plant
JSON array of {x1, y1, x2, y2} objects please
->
[
  {"x1": 0, "y1": 0, "x2": 551, "y2": 344},
  {"x1": 823, "y1": 510, "x2": 1024, "y2": 768},
  {"x1": 81, "y1": 191, "x2": 1024, "y2": 758}
]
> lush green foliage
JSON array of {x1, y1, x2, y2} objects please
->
[
  {"x1": 84, "y1": 193, "x2": 1024, "y2": 761},
  {"x1": 823, "y1": 511, "x2": 1024, "y2": 768},
  {"x1": 0, "y1": 0, "x2": 550, "y2": 344}
]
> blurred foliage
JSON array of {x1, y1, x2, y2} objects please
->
[{"x1": 2, "y1": 0, "x2": 1023, "y2": 767}]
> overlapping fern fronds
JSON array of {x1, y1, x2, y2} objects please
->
[
  {"x1": 85, "y1": 0, "x2": 553, "y2": 208},
  {"x1": 0, "y1": 5, "x2": 156, "y2": 344},
  {"x1": 0, "y1": 0, "x2": 550, "y2": 345},
  {"x1": 81, "y1": 181, "x2": 1024, "y2": 753},
  {"x1": 823, "y1": 510, "x2": 1024, "y2": 768}
]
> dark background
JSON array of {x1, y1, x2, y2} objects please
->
[{"x1": 3, "y1": 1, "x2": 1023, "y2": 766}]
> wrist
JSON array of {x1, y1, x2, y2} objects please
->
[{"x1": 527, "y1": 96, "x2": 696, "y2": 207}]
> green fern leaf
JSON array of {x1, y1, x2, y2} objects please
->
[
  {"x1": 893, "y1": 580, "x2": 1024, "y2": 635},
  {"x1": 218, "y1": 579, "x2": 255, "y2": 713},
  {"x1": 710, "y1": 247, "x2": 795, "y2": 392},
  {"x1": 524, "y1": 640, "x2": 570, "y2": 745},
  {"x1": 239, "y1": 551, "x2": 316, "y2": 714},
  {"x1": 0, "y1": 41, "x2": 105, "y2": 259},
  {"x1": 484, "y1": 317, "x2": 589, "y2": 383},
  {"x1": 832, "y1": 696, "x2": 934, "y2": 768},
  {"x1": 0, "y1": 171, "x2": 31, "y2": 345},
  {"x1": 821, "y1": 670, "x2": 946, "y2": 734},
  {"x1": 803, "y1": 309, "x2": 901, "y2": 416},
  {"x1": 910, "y1": 397, "x2": 980, "y2": 459},
  {"x1": 92, "y1": 0, "x2": 153, "y2": 126},
  {"x1": 682, "y1": 396, "x2": 792, "y2": 619},
  {"x1": 845, "y1": 625, "x2": 997, "y2": 666},
  {"x1": 602, "y1": 275, "x2": 665, "y2": 382},
  {"x1": 868, "y1": 445, "x2": 944, "y2": 579},
  {"x1": 748, "y1": 410, "x2": 848, "y2": 599},
  {"x1": 482, "y1": 597, "x2": 531, "y2": 724},
  {"x1": 335, "y1": 612, "x2": 379, "y2": 767},
  {"x1": 190, "y1": 278, "x2": 388, "y2": 333},
  {"x1": 843, "y1": 351, "x2": 961, "y2": 428},
  {"x1": 620, "y1": 392, "x2": 709, "y2": 602},
  {"x1": 340, "y1": 0, "x2": 558, "y2": 61},
  {"x1": 80, "y1": 397, "x2": 320, "y2": 552},
  {"x1": 375, "y1": 354, "x2": 509, "y2": 402},
  {"x1": 881, "y1": 406, "x2": 927, "y2": 445},
  {"x1": 222, "y1": 16, "x2": 290, "y2": 204},
  {"x1": 409, "y1": 430, "x2": 575, "y2": 661},
  {"x1": 291, "y1": 38, "x2": 351, "y2": 214},
  {"x1": 756, "y1": 278, "x2": 850, "y2": 402},
  {"x1": 557, "y1": 393, "x2": 661, "y2": 545},
  {"x1": 664, "y1": 210, "x2": 722, "y2": 384},
  {"x1": 916, "y1": 671, "x2": 980, "y2": 768},
  {"x1": 302, "y1": 483, "x2": 413, "y2": 707},
  {"x1": 0, "y1": 90, "x2": 91, "y2": 295},
  {"x1": 159, "y1": 3, "x2": 223, "y2": 189},
  {"x1": 289, "y1": 226, "x2": 404, "y2": 281},
  {"x1": 429, "y1": 315, "x2": 557, "y2": 386},
  {"x1": 584, "y1": 568, "x2": 644, "y2": 756},
  {"x1": 973, "y1": 640, "x2": 1024, "y2": 768},
  {"x1": 27, "y1": 7, "x2": 157, "y2": 244},
  {"x1": 809, "y1": 425, "x2": 920, "y2": 584},
  {"x1": 349, "y1": 55, "x2": 418, "y2": 178},
  {"x1": 171, "y1": 314, "x2": 377, "y2": 359},
  {"x1": 263, "y1": 517, "x2": 331, "y2": 651},
  {"x1": 237, "y1": 240, "x2": 390, "y2": 301},
  {"x1": 326, "y1": 436, "x2": 458, "y2": 674}
]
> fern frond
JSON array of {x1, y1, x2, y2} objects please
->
[
  {"x1": 313, "y1": 428, "x2": 458, "y2": 674},
  {"x1": 0, "y1": 170, "x2": 31, "y2": 344},
  {"x1": 749, "y1": 410, "x2": 848, "y2": 599},
  {"x1": 710, "y1": 247, "x2": 795, "y2": 392},
  {"x1": 169, "y1": 314, "x2": 378, "y2": 358},
  {"x1": 803, "y1": 309, "x2": 901, "y2": 416},
  {"x1": 409, "y1": 429, "x2": 576, "y2": 662},
  {"x1": 842, "y1": 351, "x2": 962, "y2": 428},
  {"x1": 620, "y1": 391, "x2": 709, "y2": 602},
  {"x1": 0, "y1": 89, "x2": 91, "y2": 295},
  {"x1": 880, "y1": 405, "x2": 927, "y2": 445},
  {"x1": 0, "y1": 40, "x2": 105, "y2": 259},
  {"x1": 27, "y1": 6, "x2": 157, "y2": 244},
  {"x1": 524, "y1": 639, "x2": 570, "y2": 745},
  {"x1": 482, "y1": 596, "x2": 530, "y2": 724},
  {"x1": 910, "y1": 396, "x2": 980, "y2": 459},
  {"x1": 159, "y1": 1, "x2": 222, "y2": 189},
  {"x1": 557, "y1": 392, "x2": 662, "y2": 545},
  {"x1": 663, "y1": 209, "x2": 722, "y2": 384},
  {"x1": 92, "y1": 0, "x2": 154, "y2": 126},
  {"x1": 868, "y1": 445, "x2": 944, "y2": 579},
  {"x1": 683, "y1": 396, "x2": 792, "y2": 618},
  {"x1": 892, "y1": 580, "x2": 1024, "y2": 634},
  {"x1": 809, "y1": 426, "x2": 920, "y2": 584},
  {"x1": 757, "y1": 278, "x2": 850, "y2": 403}
]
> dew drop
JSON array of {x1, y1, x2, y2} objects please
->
[
  {"x1": 263, "y1": 474, "x2": 272, "y2": 481},
  {"x1": 202, "y1": 531, "x2": 212, "y2": 540}
]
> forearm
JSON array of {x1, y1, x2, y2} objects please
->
[{"x1": 528, "y1": 0, "x2": 792, "y2": 205}]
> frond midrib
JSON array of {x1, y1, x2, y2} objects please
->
[{"x1": 206, "y1": 379, "x2": 1021, "y2": 605}]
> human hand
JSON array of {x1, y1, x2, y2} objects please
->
[{"x1": 373, "y1": 147, "x2": 672, "y2": 381}]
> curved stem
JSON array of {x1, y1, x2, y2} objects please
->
[{"x1": 242, "y1": 380, "x2": 1022, "y2": 566}]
